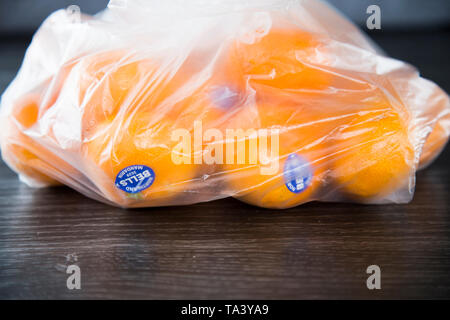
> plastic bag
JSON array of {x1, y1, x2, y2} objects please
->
[{"x1": 1, "y1": 0, "x2": 449, "y2": 209}]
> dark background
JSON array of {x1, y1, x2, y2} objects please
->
[
  {"x1": 1, "y1": 0, "x2": 450, "y2": 33},
  {"x1": 0, "y1": 0, "x2": 449, "y2": 299}
]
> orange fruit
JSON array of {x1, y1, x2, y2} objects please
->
[
  {"x1": 11, "y1": 93, "x2": 40, "y2": 129},
  {"x1": 1, "y1": 120, "x2": 58, "y2": 187},
  {"x1": 331, "y1": 108, "x2": 414, "y2": 200},
  {"x1": 83, "y1": 113, "x2": 199, "y2": 206},
  {"x1": 222, "y1": 102, "x2": 329, "y2": 209},
  {"x1": 228, "y1": 27, "x2": 330, "y2": 92},
  {"x1": 226, "y1": 147, "x2": 326, "y2": 209},
  {"x1": 78, "y1": 50, "x2": 244, "y2": 206},
  {"x1": 2, "y1": 92, "x2": 79, "y2": 186},
  {"x1": 213, "y1": 28, "x2": 337, "y2": 208}
]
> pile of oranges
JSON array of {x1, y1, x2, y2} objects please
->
[{"x1": 1, "y1": 26, "x2": 444, "y2": 208}]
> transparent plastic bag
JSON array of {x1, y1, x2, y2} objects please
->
[{"x1": 1, "y1": 0, "x2": 449, "y2": 208}]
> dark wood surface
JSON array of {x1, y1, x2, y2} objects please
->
[{"x1": 0, "y1": 31, "x2": 449, "y2": 299}]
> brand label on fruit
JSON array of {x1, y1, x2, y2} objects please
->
[
  {"x1": 115, "y1": 165, "x2": 155, "y2": 194},
  {"x1": 284, "y1": 154, "x2": 313, "y2": 194}
]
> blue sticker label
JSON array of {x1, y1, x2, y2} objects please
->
[
  {"x1": 115, "y1": 165, "x2": 155, "y2": 194},
  {"x1": 284, "y1": 154, "x2": 313, "y2": 194}
]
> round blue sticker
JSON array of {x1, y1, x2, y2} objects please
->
[
  {"x1": 283, "y1": 154, "x2": 313, "y2": 194},
  {"x1": 115, "y1": 165, "x2": 155, "y2": 194}
]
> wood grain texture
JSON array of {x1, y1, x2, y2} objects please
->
[
  {"x1": 0, "y1": 31, "x2": 449, "y2": 300},
  {"x1": 0, "y1": 160, "x2": 449, "y2": 299}
]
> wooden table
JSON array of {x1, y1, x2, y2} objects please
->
[{"x1": 0, "y1": 31, "x2": 449, "y2": 299}]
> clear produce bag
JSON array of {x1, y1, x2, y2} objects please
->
[{"x1": 1, "y1": 0, "x2": 449, "y2": 208}]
